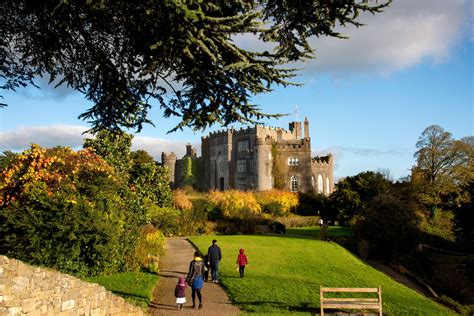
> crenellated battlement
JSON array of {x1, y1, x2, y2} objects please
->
[{"x1": 311, "y1": 154, "x2": 333, "y2": 165}]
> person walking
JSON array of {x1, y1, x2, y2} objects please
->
[
  {"x1": 186, "y1": 251, "x2": 205, "y2": 309},
  {"x1": 174, "y1": 277, "x2": 187, "y2": 310},
  {"x1": 236, "y1": 248, "x2": 248, "y2": 278},
  {"x1": 207, "y1": 239, "x2": 222, "y2": 283}
]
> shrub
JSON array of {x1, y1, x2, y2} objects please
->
[
  {"x1": 355, "y1": 193, "x2": 420, "y2": 259},
  {"x1": 419, "y1": 208, "x2": 456, "y2": 242},
  {"x1": 296, "y1": 192, "x2": 323, "y2": 216},
  {"x1": 255, "y1": 189, "x2": 299, "y2": 216},
  {"x1": 148, "y1": 205, "x2": 181, "y2": 236},
  {"x1": 173, "y1": 189, "x2": 193, "y2": 210},
  {"x1": 209, "y1": 190, "x2": 261, "y2": 219},
  {"x1": 0, "y1": 145, "x2": 142, "y2": 276},
  {"x1": 130, "y1": 224, "x2": 165, "y2": 274},
  {"x1": 274, "y1": 215, "x2": 319, "y2": 228}
]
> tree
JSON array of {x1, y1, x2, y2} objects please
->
[
  {"x1": 1, "y1": 0, "x2": 390, "y2": 132},
  {"x1": 414, "y1": 125, "x2": 467, "y2": 184},
  {"x1": 130, "y1": 149, "x2": 155, "y2": 165},
  {"x1": 83, "y1": 130, "x2": 133, "y2": 174},
  {"x1": 329, "y1": 171, "x2": 391, "y2": 224},
  {"x1": 413, "y1": 125, "x2": 472, "y2": 209}
]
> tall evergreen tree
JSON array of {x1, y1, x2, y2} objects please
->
[{"x1": 1, "y1": 0, "x2": 390, "y2": 132}]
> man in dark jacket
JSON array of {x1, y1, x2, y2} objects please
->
[{"x1": 207, "y1": 239, "x2": 222, "y2": 283}]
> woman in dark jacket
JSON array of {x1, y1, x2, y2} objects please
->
[{"x1": 186, "y1": 251, "x2": 205, "y2": 309}]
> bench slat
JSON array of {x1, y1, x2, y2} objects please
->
[
  {"x1": 321, "y1": 287, "x2": 379, "y2": 293},
  {"x1": 323, "y1": 303, "x2": 381, "y2": 309},
  {"x1": 322, "y1": 298, "x2": 379, "y2": 302}
]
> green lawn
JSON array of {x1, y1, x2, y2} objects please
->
[
  {"x1": 189, "y1": 235, "x2": 454, "y2": 315},
  {"x1": 86, "y1": 271, "x2": 159, "y2": 308},
  {"x1": 287, "y1": 226, "x2": 354, "y2": 237}
]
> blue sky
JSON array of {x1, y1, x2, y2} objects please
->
[{"x1": 1, "y1": 0, "x2": 473, "y2": 181}]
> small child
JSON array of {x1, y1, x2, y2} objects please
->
[
  {"x1": 174, "y1": 277, "x2": 187, "y2": 310},
  {"x1": 236, "y1": 248, "x2": 248, "y2": 278}
]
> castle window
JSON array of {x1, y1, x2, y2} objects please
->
[
  {"x1": 317, "y1": 174, "x2": 323, "y2": 193},
  {"x1": 290, "y1": 175, "x2": 299, "y2": 192},
  {"x1": 237, "y1": 159, "x2": 246, "y2": 173},
  {"x1": 236, "y1": 178, "x2": 246, "y2": 190},
  {"x1": 311, "y1": 176, "x2": 315, "y2": 188},
  {"x1": 326, "y1": 177, "x2": 330, "y2": 194},
  {"x1": 288, "y1": 157, "x2": 299, "y2": 166},
  {"x1": 238, "y1": 140, "x2": 249, "y2": 152}
]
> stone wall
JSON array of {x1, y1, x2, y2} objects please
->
[{"x1": 0, "y1": 256, "x2": 144, "y2": 316}]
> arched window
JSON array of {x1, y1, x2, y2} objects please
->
[
  {"x1": 326, "y1": 177, "x2": 330, "y2": 194},
  {"x1": 317, "y1": 174, "x2": 323, "y2": 193},
  {"x1": 290, "y1": 176, "x2": 299, "y2": 192},
  {"x1": 311, "y1": 175, "x2": 315, "y2": 188}
]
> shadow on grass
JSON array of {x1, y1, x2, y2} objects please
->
[
  {"x1": 239, "y1": 300, "x2": 317, "y2": 313},
  {"x1": 109, "y1": 290, "x2": 149, "y2": 308}
]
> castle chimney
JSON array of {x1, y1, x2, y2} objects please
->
[{"x1": 304, "y1": 117, "x2": 309, "y2": 138}]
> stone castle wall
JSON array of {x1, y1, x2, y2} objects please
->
[{"x1": 0, "y1": 256, "x2": 144, "y2": 316}]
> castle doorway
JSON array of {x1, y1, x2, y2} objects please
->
[{"x1": 219, "y1": 177, "x2": 224, "y2": 191}]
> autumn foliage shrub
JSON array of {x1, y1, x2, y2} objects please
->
[
  {"x1": 255, "y1": 189, "x2": 299, "y2": 216},
  {"x1": 173, "y1": 189, "x2": 193, "y2": 210},
  {"x1": 130, "y1": 224, "x2": 165, "y2": 274},
  {"x1": 0, "y1": 145, "x2": 144, "y2": 276},
  {"x1": 209, "y1": 190, "x2": 261, "y2": 219}
]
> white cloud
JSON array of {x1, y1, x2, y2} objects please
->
[
  {"x1": 0, "y1": 125, "x2": 198, "y2": 162},
  {"x1": 235, "y1": 0, "x2": 470, "y2": 75},
  {"x1": 0, "y1": 125, "x2": 92, "y2": 150}
]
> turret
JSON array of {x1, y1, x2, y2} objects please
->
[
  {"x1": 161, "y1": 152, "x2": 177, "y2": 185},
  {"x1": 304, "y1": 117, "x2": 309, "y2": 139}
]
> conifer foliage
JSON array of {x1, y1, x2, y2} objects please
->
[{"x1": 1, "y1": 0, "x2": 390, "y2": 132}]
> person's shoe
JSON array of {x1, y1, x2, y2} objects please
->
[
  {"x1": 192, "y1": 305, "x2": 196, "y2": 309},
  {"x1": 198, "y1": 304, "x2": 203, "y2": 309}
]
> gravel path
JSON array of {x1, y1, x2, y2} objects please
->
[{"x1": 148, "y1": 237, "x2": 241, "y2": 316}]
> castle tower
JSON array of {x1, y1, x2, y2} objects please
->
[
  {"x1": 289, "y1": 121, "x2": 302, "y2": 139},
  {"x1": 185, "y1": 143, "x2": 197, "y2": 157},
  {"x1": 161, "y1": 152, "x2": 177, "y2": 185},
  {"x1": 304, "y1": 117, "x2": 309, "y2": 139}
]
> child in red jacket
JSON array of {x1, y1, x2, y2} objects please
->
[{"x1": 236, "y1": 248, "x2": 248, "y2": 278}]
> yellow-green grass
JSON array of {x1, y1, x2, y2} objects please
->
[
  {"x1": 86, "y1": 271, "x2": 158, "y2": 308},
  {"x1": 189, "y1": 235, "x2": 454, "y2": 315},
  {"x1": 287, "y1": 226, "x2": 354, "y2": 237}
]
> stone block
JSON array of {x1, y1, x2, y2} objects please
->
[
  {"x1": 25, "y1": 309, "x2": 41, "y2": 316},
  {"x1": 7, "y1": 306, "x2": 22, "y2": 316},
  {"x1": 61, "y1": 299, "x2": 75, "y2": 311},
  {"x1": 20, "y1": 290, "x2": 33, "y2": 299},
  {"x1": 21, "y1": 298, "x2": 36, "y2": 313},
  {"x1": 3, "y1": 297, "x2": 20, "y2": 308}
]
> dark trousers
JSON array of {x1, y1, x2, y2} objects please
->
[
  {"x1": 191, "y1": 288, "x2": 202, "y2": 306},
  {"x1": 210, "y1": 261, "x2": 219, "y2": 281},
  {"x1": 239, "y1": 265, "x2": 245, "y2": 278}
]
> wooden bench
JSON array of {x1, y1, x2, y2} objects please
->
[{"x1": 320, "y1": 286, "x2": 382, "y2": 316}]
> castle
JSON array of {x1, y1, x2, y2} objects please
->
[{"x1": 162, "y1": 118, "x2": 334, "y2": 194}]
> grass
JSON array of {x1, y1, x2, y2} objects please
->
[
  {"x1": 189, "y1": 235, "x2": 455, "y2": 315},
  {"x1": 287, "y1": 225, "x2": 354, "y2": 237},
  {"x1": 86, "y1": 271, "x2": 159, "y2": 308}
]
